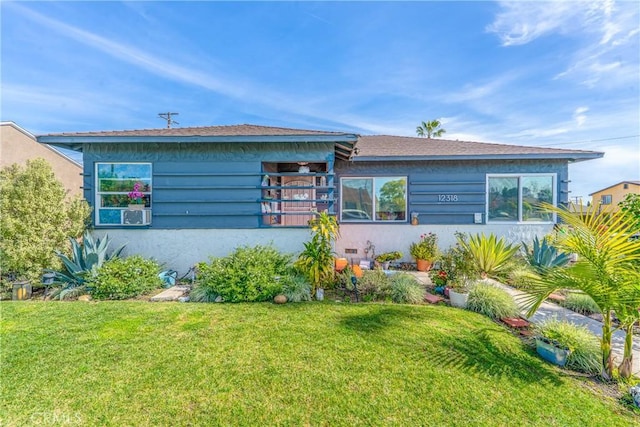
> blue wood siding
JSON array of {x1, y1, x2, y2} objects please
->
[
  {"x1": 335, "y1": 159, "x2": 568, "y2": 225},
  {"x1": 83, "y1": 142, "x2": 335, "y2": 229}
]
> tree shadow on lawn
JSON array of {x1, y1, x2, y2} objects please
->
[
  {"x1": 430, "y1": 326, "x2": 564, "y2": 386},
  {"x1": 338, "y1": 305, "x2": 425, "y2": 334},
  {"x1": 339, "y1": 306, "x2": 565, "y2": 386}
]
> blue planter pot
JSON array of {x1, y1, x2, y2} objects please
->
[{"x1": 535, "y1": 337, "x2": 571, "y2": 367}]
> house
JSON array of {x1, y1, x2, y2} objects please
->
[
  {"x1": 589, "y1": 181, "x2": 640, "y2": 213},
  {"x1": 1, "y1": 121, "x2": 83, "y2": 198},
  {"x1": 37, "y1": 124, "x2": 603, "y2": 273}
]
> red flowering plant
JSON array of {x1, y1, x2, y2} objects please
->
[
  {"x1": 430, "y1": 269, "x2": 448, "y2": 287},
  {"x1": 128, "y1": 182, "x2": 145, "y2": 205}
]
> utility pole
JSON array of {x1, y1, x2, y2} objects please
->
[{"x1": 158, "y1": 112, "x2": 179, "y2": 128}]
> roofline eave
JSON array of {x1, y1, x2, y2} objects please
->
[{"x1": 351, "y1": 152, "x2": 604, "y2": 162}]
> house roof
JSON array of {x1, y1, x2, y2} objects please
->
[
  {"x1": 37, "y1": 124, "x2": 360, "y2": 161},
  {"x1": 37, "y1": 124, "x2": 604, "y2": 163},
  {"x1": 588, "y1": 181, "x2": 640, "y2": 196},
  {"x1": 353, "y1": 135, "x2": 603, "y2": 163}
]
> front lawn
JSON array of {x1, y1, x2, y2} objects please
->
[{"x1": 1, "y1": 302, "x2": 636, "y2": 426}]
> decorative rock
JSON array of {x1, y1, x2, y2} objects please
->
[
  {"x1": 630, "y1": 384, "x2": 640, "y2": 408},
  {"x1": 78, "y1": 295, "x2": 92, "y2": 302},
  {"x1": 178, "y1": 296, "x2": 190, "y2": 303},
  {"x1": 274, "y1": 294, "x2": 287, "y2": 304},
  {"x1": 215, "y1": 295, "x2": 223, "y2": 303}
]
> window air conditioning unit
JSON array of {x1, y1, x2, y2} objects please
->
[{"x1": 123, "y1": 209, "x2": 150, "y2": 225}]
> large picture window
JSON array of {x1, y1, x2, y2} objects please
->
[
  {"x1": 487, "y1": 174, "x2": 555, "y2": 223},
  {"x1": 96, "y1": 163, "x2": 152, "y2": 226},
  {"x1": 340, "y1": 177, "x2": 407, "y2": 222}
]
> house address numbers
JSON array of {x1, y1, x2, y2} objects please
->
[{"x1": 438, "y1": 194, "x2": 459, "y2": 202}]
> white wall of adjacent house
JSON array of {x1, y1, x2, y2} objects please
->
[{"x1": 94, "y1": 223, "x2": 553, "y2": 276}]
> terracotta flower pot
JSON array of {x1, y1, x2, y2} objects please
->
[
  {"x1": 335, "y1": 258, "x2": 348, "y2": 272},
  {"x1": 416, "y1": 259, "x2": 432, "y2": 272}
]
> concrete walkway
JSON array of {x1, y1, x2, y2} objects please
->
[{"x1": 406, "y1": 271, "x2": 639, "y2": 375}]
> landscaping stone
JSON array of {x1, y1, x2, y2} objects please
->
[
  {"x1": 501, "y1": 317, "x2": 530, "y2": 329},
  {"x1": 78, "y1": 295, "x2": 92, "y2": 302},
  {"x1": 424, "y1": 293, "x2": 444, "y2": 304},
  {"x1": 547, "y1": 293, "x2": 566, "y2": 302},
  {"x1": 149, "y1": 285, "x2": 189, "y2": 302},
  {"x1": 274, "y1": 294, "x2": 287, "y2": 304}
]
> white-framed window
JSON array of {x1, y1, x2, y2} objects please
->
[
  {"x1": 600, "y1": 195, "x2": 612, "y2": 205},
  {"x1": 95, "y1": 163, "x2": 152, "y2": 226},
  {"x1": 340, "y1": 176, "x2": 407, "y2": 222},
  {"x1": 486, "y1": 174, "x2": 556, "y2": 223}
]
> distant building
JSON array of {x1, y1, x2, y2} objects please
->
[
  {"x1": 0, "y1": 122, "x2": 83, "y2": 198},
  {"x1": 589, "y1": 181, "x2": 640, "y2": 212}
]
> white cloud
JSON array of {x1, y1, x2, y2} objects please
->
[
  {"x1": 573, "y1": 107, "x2": 589, "y2": 127},
  {"x1": 489, "y1": 1, "x2": 639, "y2": 88}
]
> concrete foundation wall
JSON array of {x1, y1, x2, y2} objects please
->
[
  {"x1": 93, "y1": 228, "x2": 312, "y2": 275},
  {"x1": 96, "y1": 223, "x2": 553, "y2": 274},
  {"x1": 335, "y1": 223, "x2": 554, "y2": 263}
]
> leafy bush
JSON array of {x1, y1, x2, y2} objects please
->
[
  {"x1": 0, "y1": 159, "x2": 90, "y2": 282},
  {"x1": 389, "y1": 273, "x2": 425, "y2": 304},
  {"x1": 506, "y1": 265, "x2": 538, "y2": 291},
  {"x1": 295, "y1": 213, "x2": 339, "y2": 295},
  {"x1": 466, "y1": 283, "x2": 519, "y2": 319},
  {"x1": 376, "y1": 251, "x2": 403, "y2": 263},
  {"x1": 48, "y1": 232, "x2": 126, "y2": 300},
  {"x1": 353, "y1": 270, "x2": 391, "y2": 301},
  {"x1": 458, "y1": 233, "x2": 520, "y2": 279},
  {"x1": 89, "y1": 255, "x2": 162, "y2": 300},
  {"x1": 522, "y1": 236, "x2": 570, "y2": 274},
  {"x1": 535, "y1": 318, "x2": 601, "y2": 374},
  {"x1": 560, "y1": 292, "x2": 601, "y2": 315},
  {"x1": 281, "y1": 273, "x2": 312, "y2": 302},
  {"x1": 193, "y1": 245, "x2": 291, "y2": 303}
]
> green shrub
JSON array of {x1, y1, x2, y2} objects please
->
[
  {"x1": 354, "y1": 270, "x2": 391, "y2": 301},
  {"x1": 48, "y1": 232, "x2": 126, "y2": 300},
  {"x1": 193, "y1": 245, "x2": 291, "y2": 303},
  {"x1": 458, "y1": 233, "x2": 520, "y2": 279},
  {"x1": 0, "y1": 159, "x2": 90, "y2": 282},
  {"x1": 466, "y1": 283, "x2": 519, "y2": 319},
  {"x1": 535, "y1": 318, "x2": 601, "y2": 374},
  {"x1": 89, "y1": 256, "x2": 162, "y2": 300},
  {"x1": 281, "y1": 274, "x2": 312, "y2": 302},
  {"x1": 561, "y1": 293, "x2": 601, "y2": 315},
  {"x1": 389, "y1": 273, "x2": 425, "y2": 304},
  {"x1": 507, "y1": 265, "x2": 538, "y2": 291}
]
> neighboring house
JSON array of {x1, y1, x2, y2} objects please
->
[
  {"x1": 1, "y1": 121, "x2": 83, "y2": 198},
  {"x1": 38, "y1": 125, "x2": 603, "y2": 273},
  {"x1": 589, "y1": 181, "x2": 640, "y2": 213}
]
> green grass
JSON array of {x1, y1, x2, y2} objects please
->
[{"x1": 1, "y1": 301, "x2": 636, "y2": 426}]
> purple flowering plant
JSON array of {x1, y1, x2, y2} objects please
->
[{"x1": 128, "y1": 182, "x2": 145, "y2": 205}]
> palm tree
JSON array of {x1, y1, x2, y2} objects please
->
[
  {"x1": 521, "y1": 203, "x2": 640, "y2": 380},
  {"x1": 416, "y1": 119, "x2": 446, "y2": 138}
]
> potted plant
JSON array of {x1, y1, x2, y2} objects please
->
[
  {"x1": 128, "y1": 182, "x2": 146, "y2": 210},
  {"x1": 448, "y1": 277, "x2": 472, "y2": 308},
  {"x1": 535, "y1": 336, "x2": 571, "y2": 367},
  {"x1": 375, "y1": 251, "x2": 402, "y2": 270},
  {"x1": 409, "y1": 233, "x2": 438, "y2": 271},
  {"x1": 429, "y1": 268, "x2": 448, "y2": 295}
]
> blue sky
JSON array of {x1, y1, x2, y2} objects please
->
[{"x1": 2, "y1": 1, "x2": 639, "y2": 201}]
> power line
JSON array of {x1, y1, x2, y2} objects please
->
[
  {"x1": 537, "y1": 134, "x2": 640, "y2": 147},
  {"x1": 159, "y1": 112, "x2": 179, "y2": 128}
]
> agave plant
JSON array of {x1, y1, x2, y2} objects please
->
[
  {"x1": 47, "y1": 232, "x2": 126, "y2": 299},
  {"x1": 522, "y1": 236, "x2": 571, "y2": 274},
  {"x1": 458, "y1": 233, "x2": 520, "y2": 279},
  {"x1": 522, "y1": 203, "x2": 640, "y2": 380}
]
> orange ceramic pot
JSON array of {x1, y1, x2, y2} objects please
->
[
  {"x1": 351, "y1": 264, "x2": 363, "y2": 278},
  {"x1": 335, "y1": 258, "x2": 348, "y2": 272},
  {"x1": 416, "y1": 259, "x2": 432, "y2": 272}
]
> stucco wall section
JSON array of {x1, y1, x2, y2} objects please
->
[
  {"x1": 92, "y1": 228, "x2": 312, "y2": 275},
  {"x1": 0, "y1": 122, "x2": 83, "y2": 198},
  {"x1": 336, "y1": 223, "x2": 554, "y2": 263}
]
